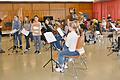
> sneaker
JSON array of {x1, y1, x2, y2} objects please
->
[
  {"x1": 34, "y1": 51, "x2": 37, "y2": 53},
  {"x1": 55, "y1": 67, "x2": 64, "y2": 73},
  {"x1": 0, "y1": 49, "x2": 5, "y2": 53},
  {"x1": 28, "y1": 48, "x2": 30, "y2": 50},
  {"x1": 37, "y1": 51, "x2": 41, "y2": 54},
  {"x1": 13, "y1": 46, "x2": 18, "y2": 50},
  {"x1": 64, "y1": 64, "x2": 68, "y2": 69},
  {"x1": 20, "y1": 46, "x2": 22, "y2": 50},
  {"x1": 68, "y1": 58, "x2": 74, "y2": 62},
  {"x1": 24, "y1": 49, "x2": 28, "y2": 53}
]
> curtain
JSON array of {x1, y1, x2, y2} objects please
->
[{"x1": 93, "y1": 0, "x2": 120, "y2": 20}]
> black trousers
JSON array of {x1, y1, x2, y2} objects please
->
[{"x1": 118, "y1": 37, "x2": 120, "y2": 49}]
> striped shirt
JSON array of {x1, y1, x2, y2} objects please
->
[{"x1": 32, "y1": 22, "x2": 42, "y2": 36}]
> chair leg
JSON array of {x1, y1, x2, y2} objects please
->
[
  {"x1": 80, "y1": 56, "x2": 87, "y2": 70},
  {"x1": 72, "y1": 59, "x2": 78, "y2": 80}
]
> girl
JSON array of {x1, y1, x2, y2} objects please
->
[
  {"x1": 23, "y1": 16, "x2": 31, "y2": 53},
  {"x1": 55, "y1": 21, "x2": 80, "y2": 72},
  {"x1": 32, "y1": 15, "x2": 42, "y2": 54},
  {"x1": 12, "y1": 16, "x2": 22, "y2": 50}
]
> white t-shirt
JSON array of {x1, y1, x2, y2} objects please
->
[
  {"x1": 65, "y1": 31, "x2": 78, "y2": 52},
  {"x1": 102, "y1": 20, "x2": 106, "y2": 29}
]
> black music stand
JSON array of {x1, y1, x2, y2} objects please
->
[
  {"x1": 43, "y1": 32, "x2": 60, "y2": 72},
  {"x1": 8, "y1": 30, "x2": 23, "y2": 55}
]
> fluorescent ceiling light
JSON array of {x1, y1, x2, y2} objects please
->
[{"x1": 0, "y1": 0, "x2": 94, "y2": 2}]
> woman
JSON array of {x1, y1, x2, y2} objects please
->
[
  {"x1": 55, "y1": 21, "x2": 80, "y2": 72},
  {"x1": 32, "y1": 15, "x2": 42, "y2": 54},
  {"x1": 23, "y1": 16, "x2": 31, "y2": 53},
  {"x1": 12, "y1": 16, "x2": 22, "y2": 50}
]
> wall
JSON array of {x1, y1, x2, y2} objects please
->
[{"x1": 0, "y1": 2, "x2": 93, "y2": 21}]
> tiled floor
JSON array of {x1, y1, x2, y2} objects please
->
[{"x1": 0, "y1": 35, "x2": 120, "y2": 80}]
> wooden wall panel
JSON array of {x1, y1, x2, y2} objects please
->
[
  {"x1": 13, "y1": 4, "x2": 32, "y2": 10},
  {"x1": 0, "y1": 2, "x2": 93, "y2": 21},
  {"x1": 0, "y1": 4, "x2": 12, "y2": 11},
  {"x1": 66, "y1": 3, "x2": 80, "y2": 10},
  {"x1": 50, "y1": 3, "x2": 65, "y2": 10},
  {"x1": 50, "y1": 10, "x2": 65, "y2": 19},
  {"x1": 32, "y1": 3, "x2": 49, "y2": 11},
  {"x1": 79, "y1": 3, "x2": 93, "y2": 10},
  {"x1": 32, "y1": 11, "x2": 49, "y2": 21}
]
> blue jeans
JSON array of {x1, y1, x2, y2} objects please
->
[
  {"x1": 13, "y1": 32, "x2": 22, "y2": 47},
  {"x1": 25, "y1": 33, "x2": 30, "y2": 49},
  {"x1": 53, "y1": 34, "x2": 63, "y2": 50},
  {"x1": 58, "y1": 46, "x2": 80, "y2": 66},
  {"x1": 33, "y1": 36, "x2": 41, "y2": 51}
]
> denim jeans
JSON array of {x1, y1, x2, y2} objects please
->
[
  {"x1": 53, "y1": 34, "x2": 63, "y2": 50},
  {"x1": 13, "y1": 32, "x2": 22, "y2": 47},
  {"x1": 58, "y1": 45, "x2": 80, "y2": 66},
  {"x1": 25, "y1": 33, "x2": 30, "y2": 49},
  {"x1": 33, "y1": 36, "x2": 41, "y2": 51}
]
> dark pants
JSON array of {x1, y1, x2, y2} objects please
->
[
  {"x1": 29, "y1": 32, "x2": 33, "y2": 42},
  {"x1": 118, "y1": 37, "x2": 120, "y2": 49},
  {"x1": 25, "y1": 33, "x2": 30, "y2": 49}
]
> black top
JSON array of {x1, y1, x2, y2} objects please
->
[{"x1": 0, "y1": 18, "x2": 3, "y2": 35}]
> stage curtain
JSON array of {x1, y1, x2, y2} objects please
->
[{"x1": 93, "y1": 0, "x2": 120, "y2": 20}]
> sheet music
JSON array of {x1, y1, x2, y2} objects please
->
[
  {"x1": 110, "y1": 22, "x2": 120, "y2": 31},
  {"x1": 21, "y1": 28, "x2": 30, "y2": 36},
  {"x1": 57, "y1": 28, "x2": 64, "y2": 37},
  {"x1": 10, "y1": 29, "x2": 18, "y2": 34},
  {"x1": 44, "y1": 32, "x2": 57, "y2": 43}
]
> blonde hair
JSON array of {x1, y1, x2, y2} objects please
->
[{"x1": 69, "y1": 21, "x2": 77, "y2": 30}]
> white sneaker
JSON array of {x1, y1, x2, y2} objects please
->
[
  {"x1": 55, "y1": 67, "x2": 64, "y2": 73},
  {"x1": 24, "y1": 49, "x2": 28, "y2": 53},
  {"x1": 68, "y1": 58, "x2": 74, "y2": 62},
  {"x1": 64, "y1": 64, "x2": 68, "y2": 69},
  {"x1": 28, "y1": 48, "x2": 30, "y2": 50}
]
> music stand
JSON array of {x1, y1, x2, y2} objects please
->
[
  {"x1": 43, "y1": 32, "x2": 60, "y2": 72},
  {"x1": 107, "y1": 22, "x2": 120, "y2": 56},
  {"x1": 8, "y1": 29, "x2": 23, "y2": 55}
]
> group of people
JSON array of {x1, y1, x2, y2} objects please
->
[{"x1": 0, "y1": 11, "x2": 120, "y2": 73}]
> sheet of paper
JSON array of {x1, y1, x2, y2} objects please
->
[
  {"x1": 57, "y1": 28, "x2": 64, "y2": 37},
  {"x1": 44, "y1": 32, "x2": 57, "y2": 43},
  {"x1": 10, "y1": 29, "x2": 18, "y2": 34},
  {"x1": 110, "y1": 22, "x2": 120, "y2": 31},
  {"x1": 21, "y1": 28, "x2": 29, "y2": 36}
]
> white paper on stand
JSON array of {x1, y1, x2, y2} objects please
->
[
  {"x1": 57, "y1": 28, "x2": 64, "y2": 37},
  {"x1": 110, "y1": 22, "x2": 120, "y2": 31},
  {"x1": 21, "y1": 28, "x2": 30, "y2": 36},
  {"x1": 44, "y1": 32, "x2": 57, "y2": 43}
]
